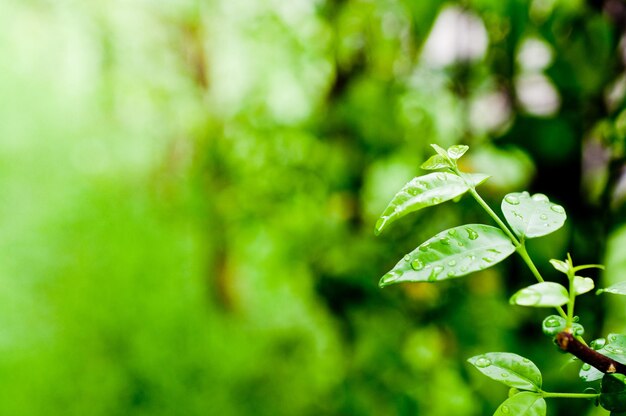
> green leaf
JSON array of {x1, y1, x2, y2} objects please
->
[
  {"x1": 549, "y1": 259, "x2": 570, "y2": 274},
  {"x1": 501, "y1": 192, "x2": 567, "y2": 239},
  {"x1": 420, "y1": 154, "x2": 451, "y2": 170},
  {"x1": 468, "y1": 352, "x2": 542, "y2": 391},
  {"x1": 598, "y1": 281, "x2": 626, "y2": 296},
  {"x1": 509, "y1": 282, "x2": 569, "y2": 307},
  {"x1": 430, "y1": 143, "x2": 449, "y2": 158},
  {"x1": 493, "y1": 392, "x2": 546, "y2": 416},
  {"x1": 379, "y1": 224, "x2": 516, "y2": 286},
  {"x1": 574, "y1": 276, "x2": 594, "y2": 295},
  {"x1": 447, "y1": 144, "x2": 469, "y2": 160},
  {"x1": 374, "y1": 172, "x2": 489, "y2": 235},
  {"x1": 601, "y1": 374, "x2": 626, "y2": 412}
]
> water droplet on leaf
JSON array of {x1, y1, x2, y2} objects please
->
[
  {"x1": 411, "y1": 259, "x2": 424, "y2": 271},
  {"x1": 532, "y1": 193, "x2": 549, "y2": 202},
  {"x1": 501, "y1": 405, "x2": 510, "y2": 414},
  {"x1": 427, "y1": 266, "x2": 444, "y2": 281},
  {"x1": 448, "y1": 229, "x2": 457, "y2": 237},
  {"x1": 407, "y1": 188, "x2": 419, "y2": 196},
  {"x1": 403, "y1": 255, "x2": 411, "y2": 262},
  {"x1": 431, "y1": 197, "x2": 442, "y2": 204},
  {"x1": 582, "y1": 364, "x2": 591, "y2": 371},
  {"x1": 380, "y1": 270, "x2": 402, "y2": 286},
  {"x1": 591, "y1": 338, "x2": 606, "y2": 350},
  {"x1": 466, "y1": 227, "x2": 478, "y2": 240},
  {"x1": 482, "y1": 257, "x2": 494, "y2": 263},
  {"x1": 504, "y1": 195, "x2": 520, "y2": 205},
  {"x1": 448, "y1": 260, "x2": 457, "y2": 266},
  {"x1": 474, "y1": 357, "x2": 491, "y2": 368},
  {"x1": 440, "y1": 237, "x2": 450, "y2": 245},
  {"x1": 544, "y1": 317, "x2": 561, "y2": 328},
  {"x1": 551, "y1": 205, "x2": 565, "y2": 214},
  {"x1": 447, "y1": 271, "x2": 455, "y2": 277},
  {"x1": 540, "y1": 214, "x2": 548, "y2": 220},
  {"x1": 419, "y1": 243, "x2": 430, "y2": 252}
]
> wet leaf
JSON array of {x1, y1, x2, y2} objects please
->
[
  {"x1": 468, "y1": 352, "x2": 542, "y2": 391},
  {"x1": 447, "y1": 144, "x2": 469, "y2": 160},
  {"x1": 421, "y1": 154, "x2": 451, "y2": 170},
  {"x1": 501, "y1": 192, "x2": 566, "y2": 239},
  {"x1": 598, "y1": 282, "x2": 626, "y2": 296},
  {"x1": 574, "y1": 276, "x2": 594, "y2": 295},
  {"x1": 549, "y1": 259, "x2": 570, "y2": 274},
  {"x1": 601, "y1": 374, "x2": 626, "y2": 412},
  {"x1": 493, "y1": 392, "x2": 546, "y2": 416},
  {"x1": 510, "y1": 282, "x2": 569, "y2": 307},
  {"x1": 375, "y1": 172, "x2": 489, "y2": 235},
  {"x1": 379, "y1": 224, "x2": 515, "y2": 287}
]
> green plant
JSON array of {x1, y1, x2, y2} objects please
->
[{"x1": 375, "y1": 144, "x2": 626, "y2": 415}]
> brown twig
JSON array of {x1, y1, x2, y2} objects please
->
[{"x1": 556, "y1": 331, "x2": 626, "y2": 375}]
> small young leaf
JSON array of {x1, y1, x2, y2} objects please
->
[
  {"x1": 430, "y1": 143, "x2": 450, "y2": 158},
  {"x1": 447, "y1": 144, "x2": 469, "y2": 160},
  {"x1": 601, "y1": 374, "x2": 626, "y2": 412},
  {"x1": 420, "y1": 154, "x2": 451, "y2": 170},
  {"x1": 375, "y1": 172, "x2": 487, "y2": 235},
  {"x1": 549, "y1": 259, "x2": 570, "y2": 275},
  {"x1": 493, "y1": 392, "x2": 546, "y2": 416},
  {"x1": 501, "y1": 191, "x2": 566, "y2": 239},
  {"x1": 379, "y1": 224, "x2": 516, "y2": 286},
  {"x1": 510, "y1": 282, "x2": 569, "y2": 307},
  {"x1": 574, "y1": 276, "x2": 594, "y2": 295},
  {"x1": 598, "y1": 282, "x2": 626, "y2": 296},
  {"x1": 468, "y1": 352, "x2": 542, "y2": 391}
]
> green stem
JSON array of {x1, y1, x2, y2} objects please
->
[
  {"x1": 541, "y1": 391, "x2": 599, "y2": 399},
  {"x1": 468, "y1": 188, "x2": 520, "y2": 246}
]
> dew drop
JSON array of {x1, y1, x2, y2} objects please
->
[
  {"x1": 551, "y1": 205, "x2": 565, "y2": 214},
  {"x1": 431, "y1": 197, "x2": 442, "y2": 204},
  {"x1": 448, "y1": 229, "x2": 458, "y2": 237},
  {"x1": 380, "y1": 270, "x2": 402, "y2": 286},
  {"x1": 501, "y1": 373, "x2": 509, "y2": 378},
  {"x1": 501, "y1": 405, "x2": 510, "y2": 414},
  {"x1": 532, "y1": 193, "x2": 549, "y2": 202},
  {"x1": 539, "y1": 214, "x2": 548, "y2": 220},
  {"x1": 436, "y1": 173, "x2": 446, "y2": 181},
  {"x1": 457, "y1": 241, "x2": 465, "y2": 247},
  {"x1": 419, "y1": 243, "x2": 430, "y2": 252},
  {"x1": 591, "y1": 338, "x2": 606, "y2": 350},
  {"x1": 448, "y1": 260, "x2": 457, "y2": 267},
  {"x1": 488, "y1": 249, "x2": 502, "y2": 254},
  {"x1": 609, "y1": 334, "x2": 618, "y2": 343},
  {"x1": 504, "y1": 195, "x2": 520, "y2": 205},
  {"x1": 447, "y1": 271, "x2": 455, "y2": 277},
  {"x1": 522, "y1": 358, "x2": 530, "y2": 363},
  {"x1": 544, "y1": 317, "x2": 561, "y2": 328},
  {"x1": 411, "y1": 259, "x2": 424, "y2": 271},
  {"x1": 468, "y1": 255, "x2": 476, "y2": 261},
  {"x1": 407, "y1": 188, "x2": 419, "y2": 196},
  {"x1": 460, "y1": 265, "x2": 469, "y2": 272},
  {"x1": 466, "y1": 227, "x2": 479, "y2": 240},
  {"x1": 440, "y1": 237, "x2": 451, "y2": 245},
  {"x1": 404, "y1": 255, "x2": 411, "y2": 262},
  {"x1": 428, "y1": 266, "x2": 444, "y2": 282},
  {"x1": 474, "y1": 357, "x2": 491, "y2": 368},
  {"x1": 582, "y1": 363, "x2": 591, "y2": 371},
  {"x1": 482, "y1": 257, "x2": 494, "y2": 263}
]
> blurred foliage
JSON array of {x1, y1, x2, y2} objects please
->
[{"x1": 3, "y1": 0, "x2": 626, "y2": 415}]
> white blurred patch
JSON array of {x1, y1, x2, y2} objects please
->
[
  {"x1": 469, "y1": 91, "x2": 512, "y2": 133},
  {"x1": 421, "y1": 6, "x2": 488, "y2": 67},
  {"x1": 517, "y1": 37, "x2": 553, "y2": 72},
  {"x1": 605, "y1": 73, "x2": 626, "y2": 112},
  {"x1": 515, "y1": 73, "x2": 560, "y2": 117}
]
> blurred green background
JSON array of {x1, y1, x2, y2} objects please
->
[{"x1": 3, "y1": 0, "x2": 626, "y2": 415}]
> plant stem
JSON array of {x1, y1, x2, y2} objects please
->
[
  {"x1": 566, "y1": 255, "x2": 576, "y2": 329},
  {"x1": 541, "y1": 391, "x2": 599, "y2": 399},
  {"x1": 468, "y1": 188, "x2": 520, "y2": 246}
]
